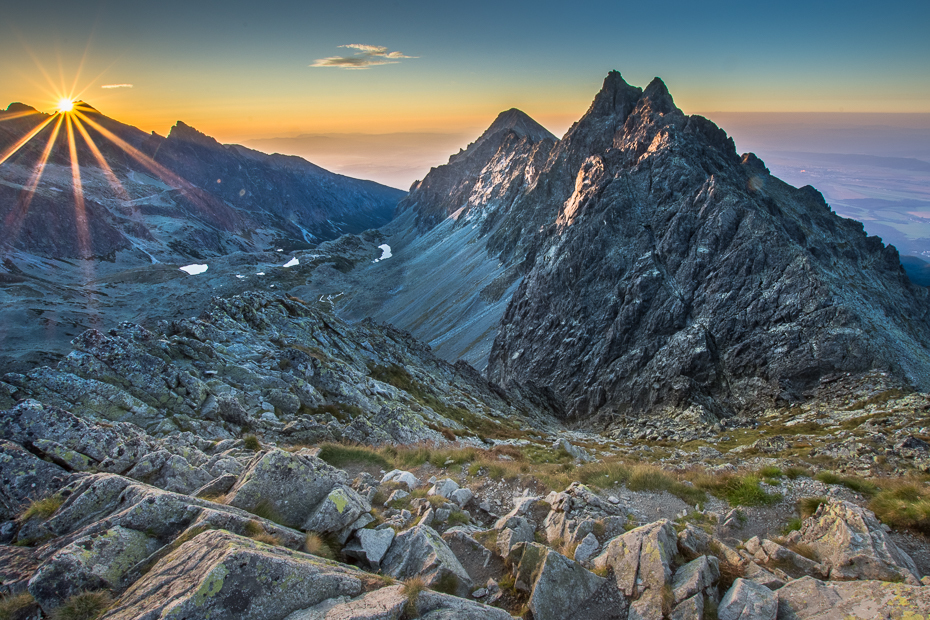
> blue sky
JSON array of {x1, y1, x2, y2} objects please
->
[{"x1": 1, "y1": 0, "x2": 928, "y2": 140}]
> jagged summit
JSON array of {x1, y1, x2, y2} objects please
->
[{"x1": 485, "y1": 72, "x2": 930, "y2": 423}]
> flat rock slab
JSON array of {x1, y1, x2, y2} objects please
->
[
  {"x1": 776, "y1": 576, "x2": 930, "y2": 619},
  {"x1": 104, "y1": 530, "x2": 365, "y2": 620}
]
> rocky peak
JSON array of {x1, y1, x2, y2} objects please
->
[
  {"x1": 397, "y1": 108, "x2": 557, "y2": 231},
  {"x1": 4, "y1": 102, "x2": 38, "y2": 114},
  {"x1": 481, "y1": 108, "x2": 557, "y2": 144},
  {"x1": 484, "y1": 72, "x2": 930, "y2": 423},
  {"x1": 166, "y1": 120, "x2": 224, "y2": 150}
]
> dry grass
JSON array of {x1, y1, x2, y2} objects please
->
[
  {"x1": 799, "y1": 496, "x2": 829, "y2": 519},
  {"x1": 401, "y1": 576, "x2": 427, "y2": 617},
  {"x1": 0, "y1": 593, "x2": 34, "y2": 620},
  {"x1": 304, "y1": 532, "x2": 335, "y2": 559},
  {"x1": 20, "y1": 494, "x2": 63, "y2": 521},
  {"x1": 50, "y1": 591, "x2": 113, "y2": 620}
]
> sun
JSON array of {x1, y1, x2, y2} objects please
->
[{"x1": 57, "y1": 98, "x2": 74, "y2": 113}]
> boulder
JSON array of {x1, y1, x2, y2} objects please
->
[
  {"x1": 0, "y1": 439, "x2": 69, "y2": 520},
  {"x1": 776, "y1": 576, "x2": 930, "y2": 619},
  {"x1": 225, "y1": 448, "x2": 347, "y2": 529},
  {"x1": 302, "y1": 485, "x2": 371, "y2": 537},
  {"x1": 677, "y1": 523, "x2": 711, "y2": 559},
  {"x1": 552, "y1": 438, "x2": 593, "y2": 462},
  {"x1": 429, "y1": 478, "x2": 459, "y2": 499},
  {"x1": 283, "y1": 585, "x2": 514, "y2": 620},
  {"x1": 0, "y1": 399, "x2": 155, "y2": 473},
  {"x1": 28, "y1": 526, "x2": 160, "y2": 612},
  {"x1": 797, "y1": 499, "x2": 920, "y2": 584},
  {"x1": 754, "y1": 539, "x2": 826, "y2": 579},
  {"x1": 441, "y1": 530, "x2": 507, "y2": 588},
  {"x1": 380, "y1": 525, "x2": 473, "y2": 596},
  {"x1": 496, "y1": 516, "x2": 535, "y2": 557},
  {"x1": 718, "y1": 578, "x2": 777, "y2": 620},
  {"x1": 670, "y1": 594, "x2": 703, "y2": 620},
  {"x1": 574, "y1": 532, "x2": 600, "y2": 565},
  {"x1": 743, "y1": 561, "x2": 786, "y2": 590},
  {"x1": 125, "y1": 449, "x2": 213, "y2": 494},
  {"x1": 103, "y1": 530, "x2": 365, "y2": 620},
  {"x1": 343, "y1": 527, "x2": 395, "y2": 570},
  {"x1": 593, "y1": 519, "x2": 676, "y2": 616},
  {"x1": 451, "y1": 488, "x2": 474, "y2": 507},
  {"x1": 193, "y1": 474, "x2": 239, "y2": 499},
  {"x1": 508, "y1": 542, "x2": 615, "y2": 620},
  {"x1": 381, "y1": 469, "x2": 420, "y2": 490},
  {"x1": 671, "y1": 555, "x2": 720, "y2": 605}
]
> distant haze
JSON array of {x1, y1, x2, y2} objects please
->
[{"x1": 242, "y1": 132, "x2": 474, "y2": 190}]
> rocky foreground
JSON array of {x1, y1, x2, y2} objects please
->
[{"x1": 2, "y1": 293, "x2": 930, "y2": 619}]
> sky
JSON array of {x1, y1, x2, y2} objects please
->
[{"x1": 2, "y1": 0, "x2": 929, "y2": 145}]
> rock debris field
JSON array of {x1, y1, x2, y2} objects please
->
[{"x1": 1, "y1": 292, "x2": 930, "y2": 619}]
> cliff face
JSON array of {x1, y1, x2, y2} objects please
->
[{"x1": 485, "y1": 73, "x2": 930, "y2": 424}]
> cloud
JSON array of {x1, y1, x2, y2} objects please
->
[
  {"x1": 311, "y1": 44, "x2": 416, "y2": 69},
  {"x1": 101, "y1": 84, "x2": 133, "y2": 89}
]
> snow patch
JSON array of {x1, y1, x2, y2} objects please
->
[
  {"x1": 283, "y1": 257, "x2": 299, "y2": 268},
  {"x1": 372, "y1": 244, "x2": 392, "y2": 263},
  {"x1": 256, "y1": 272, "x2": 265, "y2": 276},
  {"x1": 180, "y1": 264, "x2": 208, "y2": 275},
  {"x1": 236, "y1": 275, "x2": 245, "y2": 279}
]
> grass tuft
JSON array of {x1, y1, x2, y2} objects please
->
[
  {"x1": 304, "y1": 532, "x2": 335, "y2": 559},
  {"x1": 242, "y1": 435, "x2": 261, "y2": 451},
  {"x1": 20, "y1": 494, "x2": 64, "y2": 521},
  {"x1": 869, "y1": 479, "x2": 930, "y2": 533},
  {"x1": 814, "y1": 472, "x2": 880, "y2": 498},
  {"x1": 0, "y1": 593, "x2": 34, "y2": 620},
  {"x1": 50, "y1": 591, "x2": 113, "y2": 620},
  {"x1": 401, "y1": 576, "x2": 427, "y2": 617},
  {"x1": 724, "y1": 476, "x2": 781, "y2": 507},
  {"x1": 798, "y1": 496, "x2": 829, "y2": 519}
]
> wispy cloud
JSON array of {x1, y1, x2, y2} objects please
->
[
  {"x1": 101, "y1": 83, "x2": 133, "y2": 89},
  {"x1": 311, "y1": 44, "x2": 416, "y2": 69}
]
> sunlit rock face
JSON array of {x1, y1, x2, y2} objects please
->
[{"x1": 485, "y1": 72, "x2": 930, "y2": 423}]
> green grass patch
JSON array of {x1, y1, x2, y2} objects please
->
[
  {"x1": 869, "y1": 480, "x2": 930, "y2": 533},
  {"x1": 814, "y1": 472, "x2": 879, "y2": 497},
  {"x1": 241, "y1": 434, "x2": 261, "y2": 451},
  {"x1": 784, "y1": 466, "x2": 810, "y2": 480},
  {"x1": 758, "y1": 466, "x2": 783, "y2": 480},
  {"x1": 724, "y1": 475, "x2": 781, "y2": 507},
  {"x1": 316, "y1": 443, "x2": 390, "y2": 469},
  {"x1": 626, "y1": 465, "x2": 707, "y2": 505},
  {"x1": 782, "y1": 517, "x2": 803, "y2": 534}
]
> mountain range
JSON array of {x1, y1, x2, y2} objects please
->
[{"x1": 2, "y1": 73, "x2": 930, "y2": 428}]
